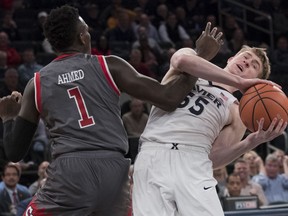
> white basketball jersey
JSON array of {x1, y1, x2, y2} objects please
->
[{"x1": 140, "y1": 79, "x2": 238, "y2": 153}]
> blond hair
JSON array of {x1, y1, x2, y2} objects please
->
[{"x1": 237, "y1": 45, "x2": 271, "y2": 79}]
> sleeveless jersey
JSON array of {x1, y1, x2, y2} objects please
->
[
  {"x1": 140, "y1": 79, "x2": 238, "y2": 153},
  {"x1": 34, "y1": 53, "x2": 128, "y2": 157}
]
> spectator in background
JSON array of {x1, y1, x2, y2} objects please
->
[
  {"x1": 182, "y1": 0, "x2": 206, "y2": 37},
  {"x1": 253, "y1": 154, "x2": 288, "y2": 204},
  {"x1": 213, "y1": 167, "x2": 228, "y2": 199},
  {"x1": 133, "y1": 26, "x2": 162, "y2": 55},
  {"x1": 99, "y1": 0, "x2": 124, "y2": 29},
  {"x1": 270, "y1": 35, "x2": 288, "y2": 75},
  {"x1": 246, "y1": 0, "x2": 270, "y2": 44},
  {"x1": 31, "y1": 11, "x2": 48, "y2": 41},
  {"x1": 175, "y1": 6, "x2": 195, "y2": 37},
  {"x1": 0, "y1": 162, "x2": 31, "y2": 215},
  {"x1": 136, "y1": 13, "x2": 160, "y2": 42},
  {"x1": 0, "y1": 67, "x2": 23, "y2": 97},
  {"x1": 108, "y1": 9, "x2": 137, "y2": 43},
  {"x1": 1, "y1": 11, "x2": 20, "y2": 41},
  {"x1": 223, "y1": 14, "x2": 239, "y2": 41},
  {"x1": 129, "y1": 48, "x2": 157, "y2": 79},
  {"x1": 267, "y1": 0, "x2": 288, "y2": 36},
  {"x1": 153, "y1": 3, "x2": 169, "y2": 28},
  {"x1": 81, "y1": 3, "x2": 103, "y2": 42},
  {"x1": 243, "y1": 150, "x2": 261, "y2": 177},
  {"x1": 128, "y1": 0, "x2": 156, "y2": 18},
  {"x1": 0, "y1": 162, "x2": 29, "y2": 194},
  {"x1": 158, "y1": 47, "x2": 176, "y2": 80},
  {"x1": 211, "y1": 26, "x2": 232, "y2": 68},
  {"x1": 91, "y1": 34, "x2": 111, "y2": 56},
  {"x1": 273, "y1": 149, "x2": 286, "y2": 174},
  {"x1": 122, "y1": 98, "x2": 149, "y2": 137},
  {"x1": 133, "y1": 26, "x2": 161, "y2": 75},
  {"x1": 32, "y1": 11, "x2": 55, "y2": 54},
  {"x1": 223, "y1": 173, "x2": 242, "y2": 197},
  {"x1": 0, "y1": 51, "x2": 8, "y2": 79},
  {"x1": 18, "y1": 47, "x2": 43, "y2": 87},
  {"x1": 158, "y1": 12, "x2": 191, "y2": 48},
  {"x1": 228, "y1": 28, "x2": 248, "y2": 54},
  {"x1": 233, "y1": 158, "x2": 268, "y2": 206},
  {"x1": 28, "y1": 161, "x2": 50, "y2": 196},
  {"x1": 0, "y1": 31, "x2": 21, "y2": 67},
  {"x1": 28, "y1": 119, "x2": 49, "y2": 165}
]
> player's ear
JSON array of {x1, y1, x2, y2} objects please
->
[
  {"x1": 79, "y1": 33, "x2": 85, "y2": 45},
  {"x1": 227, "y1": 57, "x2": 234, "y2": 63}
]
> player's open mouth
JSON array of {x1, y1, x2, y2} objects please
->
[{"x1": 236, "y1": 64, "x2": 243, "y2": 72}]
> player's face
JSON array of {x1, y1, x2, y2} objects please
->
[
  {"x1": 78, "y1": 17, "x2": 91, "y2": 54},
  {"x1": 226, "y1": 51, "x2": 263, "y2": 79}
]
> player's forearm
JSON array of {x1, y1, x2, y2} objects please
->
[
  {"x1": 210, "y1": 139, "x2": 257, "y2": 169},
  {"x1": 171, "y1": 53, "x2": 242, "y2": 89},
  {"x1": 3, "y1": 117, "x2": 37, "y2": 162}
]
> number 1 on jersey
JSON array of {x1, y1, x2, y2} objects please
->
[{"x1": 68, "y1": 87, "x2": 95, "y2": 128}]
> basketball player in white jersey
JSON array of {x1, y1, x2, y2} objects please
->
[{"x1": 132, "y1": 41, "x2": 287, "y2": 215}]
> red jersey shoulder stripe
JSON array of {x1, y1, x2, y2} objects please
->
[
  {"x1": 34, "y1": 72, "x2": 42, "y2": 113},
  {"x1": 96, "y1": 55, "x2": 120, "y2": 95}
]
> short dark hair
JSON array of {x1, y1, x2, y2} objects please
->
[
  {"x1": 44, "y1": 5, "x2": 79, "y2": 52},
  {"x1": 2, "y1": 162, "x2": 21, "y2": 177}
]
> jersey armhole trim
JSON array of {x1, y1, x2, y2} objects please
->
[
  {"x1": 34, "y1": 72, "x2": 42, "y2": 113},
  {"x1": 96, "y1": 55, "x2": 120, "y2": 96}
]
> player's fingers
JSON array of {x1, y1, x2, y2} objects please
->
[
  {"x1": 219, "y1": 39, "x2": 224, "y2": 45},
  {"x1": 265, "y1": 80, "x2": 282, "y2": 89},
  {"x1": 274, "y1": 119, "x2": 284, "y2": 133},
  {"x1": 279, "y1": 120, "x2": 287, "y2": 132},
  {"x1": 266, "y1": 117, "x2": 278, "y2": 132},
  {"x1": 11, "y1": 91, "x2": 22, "y2": 103},
  {"x1": 215, "y1": 32, "x2": 223, "y2": 41},
  {"x1": 204, "y1": 22, "x2": 211, "y2": 35},
  {"x1": 210, "y1": 27, "x2": 217, "y2": 37},
  {"x1": 256, "y1": 118, "x2": 264, "y2": 132}
]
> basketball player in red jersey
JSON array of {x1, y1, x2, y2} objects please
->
[{"x1": 0, "y1": 5, "x2": 280, "y2": 216}]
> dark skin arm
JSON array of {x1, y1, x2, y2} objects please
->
[
  {"x1": 107, "y1": 22, "x2": 223, "y2": 111},
  {"x1": 107, "y1": 55, "x2": 197, "y2": 112},
  {"x1": 0, "y1": 80, "x2": 38, "y2": 161}
]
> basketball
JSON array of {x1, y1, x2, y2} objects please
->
[{"x1": 239, "y1": 84, "x2": 288, "y2": 132}]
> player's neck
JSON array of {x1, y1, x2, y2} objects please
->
[
  {"x1": 60, "y1": 49, "x2": 81, "y2": 54},
  {"x1": 211, "y1": 81, "x2": 237, "y2": 93}
]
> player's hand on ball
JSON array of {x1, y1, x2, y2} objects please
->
[
  {"x1": 246, "y1": 117, "x2": 287, "y2": 146},
  {"x1": 238, "y1": 78, "x2": 281, "y2": 94}
]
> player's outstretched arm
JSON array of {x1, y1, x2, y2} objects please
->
[
  {"x1": 107, "y1": 55, "x2": 197, "y2": 112},
  {"x1": 0, "y1": 79, "x2": 39, "y2": 162},
  {"x1": 209, "y1": 104, "x2": 287, "y2": 169}
]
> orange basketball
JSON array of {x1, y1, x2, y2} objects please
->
[{"x1": 239, "y1": 84, "x2": 288, "y2": 132}]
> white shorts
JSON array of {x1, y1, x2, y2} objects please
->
[{"x1": 132, "y1": 143, "x2": 224, "y2": 216}]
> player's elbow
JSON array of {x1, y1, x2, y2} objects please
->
[
  {"x1": 170, "y1": 53, "x2": 186, "y2": 71},
  {"x1": 170, "y1": 48, "x2": 197, "y2": 72}
]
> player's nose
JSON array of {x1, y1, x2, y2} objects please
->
[{"x1": 243, "y1": 60, "x2": 250, "y2": 68}]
